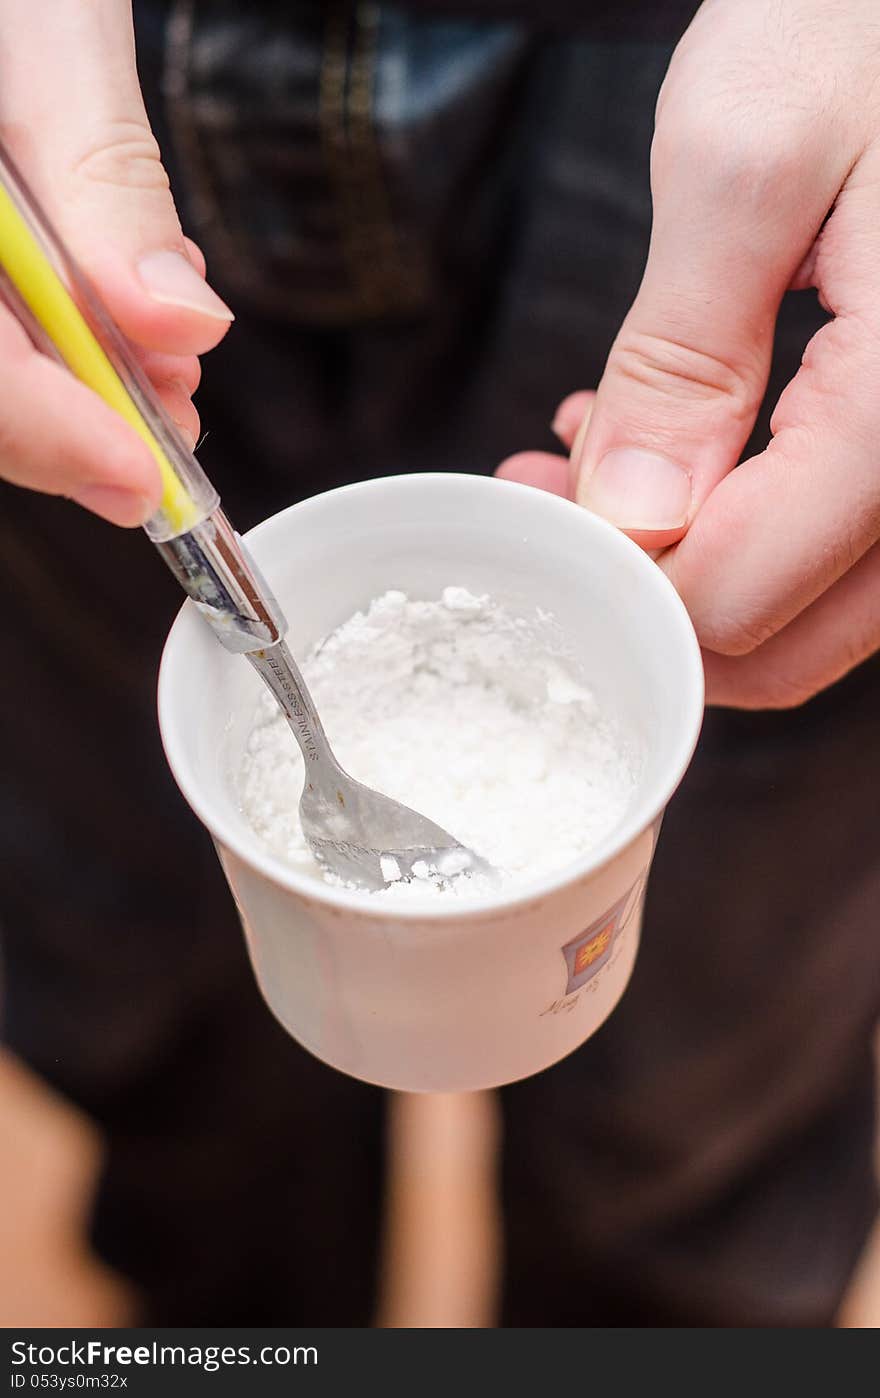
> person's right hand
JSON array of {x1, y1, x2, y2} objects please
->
[{"x1": 0, "y1": 0, "x2": 233, "y2": 527}]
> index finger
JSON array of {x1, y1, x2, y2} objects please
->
[{"x1": 663, "y1": 164, "x2": 880, "y2": 655}]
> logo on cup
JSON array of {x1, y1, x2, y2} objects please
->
[{"x1": 561, "y1": 875, "x2": 646, "y2": 995}]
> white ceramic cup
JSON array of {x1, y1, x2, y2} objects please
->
[{"x1": 158, "y1": 474, "x2": 703, "y2": 1091}]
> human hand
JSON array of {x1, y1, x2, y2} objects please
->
[
  {"x1": 500, "y1": 0, "x2": 880, "y2": 709},
  {"x1": 0, "y1": 1, "x2": 233, "y2": 527}
]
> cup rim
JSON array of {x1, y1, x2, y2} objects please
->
[{"x1": 158, "y1": 473, "x2": 705, "y2": 921}]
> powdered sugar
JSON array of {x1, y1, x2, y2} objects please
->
[{"x1": 238, "y1": 588, "x2": 637, "y2": 901}]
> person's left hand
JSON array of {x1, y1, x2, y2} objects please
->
[{"x1": 498, "y1": 0, "x2": 880, "y2": 711}]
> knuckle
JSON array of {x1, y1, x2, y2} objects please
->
[
  {"x1": 698, "y1": 609, "x2": 777, "y2": 659},
  {"x1": 0, "y1": 346, "x2": 33, "y2": 473},
  {"x1": 70, "y1": 120, "x2": 170, "y2": 193},
  {"x1": 749, "y1": 668, "x2": 816, "y2": 711},
  {"x1": 0, "y1": 409, "x2": 20, "y2": 471},
  {"x1": 826, "y1": 529, "x2": 866, "y2": 582},
  {"x1": 652, "y1": 76, "x2": 811, "y2": 207},
  {"x1": 836, "y1": 623, "x2": 880, "y2": 678},
  {"x1": 611, "y1": 328, "x2": 761, "y2": 416},
  {"x1": 185, "y1": 355, "x2": 202, "y2": 393},
  {"x1": 708, "y1": 655, "x2": 816, "y2": 712}
]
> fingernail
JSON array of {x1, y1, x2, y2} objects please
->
[
  {"x1": 137, "y1": 250, "x2": 234, "y2": 321},
  {"x1": 579, "y1": 448, "x2": 692, "y2": 530},
  {"x1": 72, "y1": 486, "x2": 155, "y2": 527}
]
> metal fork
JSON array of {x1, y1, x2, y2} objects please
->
[{"x1": 247, "y1": 639, "x2": 494, "y2": 891}]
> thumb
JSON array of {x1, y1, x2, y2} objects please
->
[
  {"x1": 571, "y1": 20, "x2": 850, "y2": 548},
  {"x1": 1, "y1": 1, "x2": 233, "y2": 359}
]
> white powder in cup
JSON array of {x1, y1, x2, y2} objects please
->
[{"x1": 238, "y1": 588, "x2": 638, "y2": 901}]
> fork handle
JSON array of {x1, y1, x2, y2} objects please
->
[{"x1": 247, "y1": 640, "x2": 337, "y2": 771}]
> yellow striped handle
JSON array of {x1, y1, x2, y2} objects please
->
[{"x1": 0, "y1": 179, "x2": 198, "y2": 534}]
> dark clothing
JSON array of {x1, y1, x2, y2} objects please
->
[
  {"x1": 396, "y1": 0, "x2": 700, "y2": 37},
  {"x1": 1, "y1": 0, "x2": 877, "y2": 1325}
]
